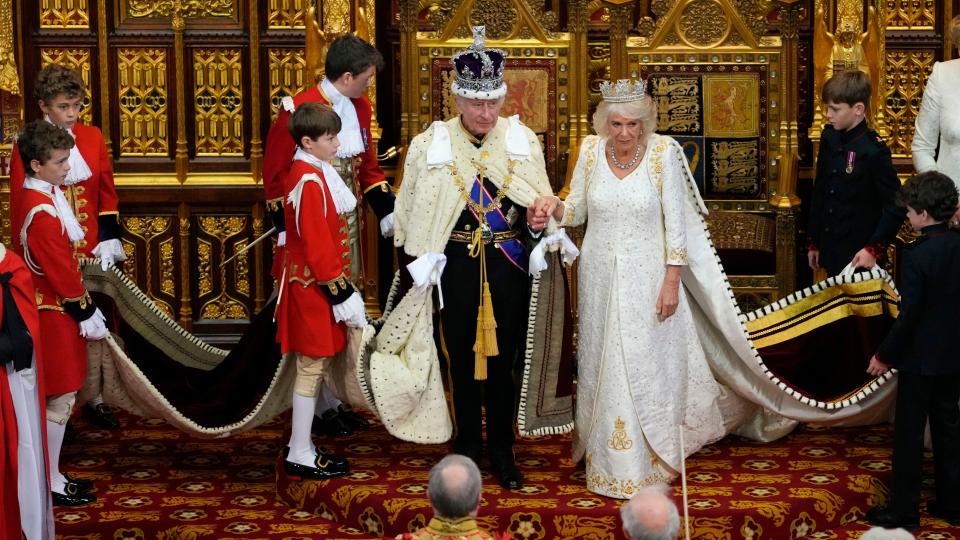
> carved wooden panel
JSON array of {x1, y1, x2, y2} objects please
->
[
  {"x1": 192, "y1": 48, "x2": 244, "y2": 156},
  {"x1": 886, "y1": 0, "x2": 936, "y2": 29},
  {"x1": 121, "y1": 214, "x2": 179, "y2": 318},
  {"x1": 117, "y1": 48, "x2": 170, "y2": 157},
  {"x1": 268, "y1": 0, "x2": 307, "y2": 28},
  {"x1": 884, "y1": 49, "x2": 935, "y2": 158},
  {"x1": 40, "y1": 0, "x2": 90, "y2": 28},
  {"x1": 267, "y1": 48, "x2": 308, "y2": 119},
  {"x1": 194, "y1": 214, "x2": 253, "y2": 319}
]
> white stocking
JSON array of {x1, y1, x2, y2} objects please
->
[
  {"x1": 287, "y1": 393, "x2": 318, "y2": 466},
  {"x1": 46, "y1": 420, "x2": 68, "y2": 494}
]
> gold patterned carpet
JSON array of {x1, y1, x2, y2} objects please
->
[{"x1": 54, "y1": 408, "x2": 960, "y2": 539}]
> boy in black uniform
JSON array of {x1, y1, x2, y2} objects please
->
[
  {"x1": 866, "y1": 171, "x2": 960, "y2": 530},
  {"x1": 807, "y1": 70, "x2": 904, "y2": 276}
]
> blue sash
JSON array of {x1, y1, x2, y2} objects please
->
[{"x1": 467, "y1": 179, "x2": 528, "y2": 272}]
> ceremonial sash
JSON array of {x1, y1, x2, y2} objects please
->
[{"x1": 466, "y1": 179, "x2": 528, "y2": 272}]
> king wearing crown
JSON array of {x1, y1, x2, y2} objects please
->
[{"x1": 370, "y1": 27, "x2": 558, "y2": 490}]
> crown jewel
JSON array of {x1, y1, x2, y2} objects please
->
[
  {"x1": 599, "y1": 79, "x2": 648, "y2": 103},
  {"x1": 451, "y1": 26, "x2": 507, "y2": 99}
]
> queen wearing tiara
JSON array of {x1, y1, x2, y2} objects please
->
[{"x1": 529, "y1": 79, "x2": 727, "y2": 497}]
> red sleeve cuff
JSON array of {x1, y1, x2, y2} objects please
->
[{"x1": 864, "y1": 243, "x2": 885, "y2": 259}]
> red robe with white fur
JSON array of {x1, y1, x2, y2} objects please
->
[{"x1": 0, "y1": 244, "x2": 48, "y2": 539}]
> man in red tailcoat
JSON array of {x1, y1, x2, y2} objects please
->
[{"x1": 263, "y1": 34, "x2": 392, "y2": 436}]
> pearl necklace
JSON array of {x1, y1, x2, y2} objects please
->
[{"x1": 609, "y1": 143, "x2": 644, "y2": 170}]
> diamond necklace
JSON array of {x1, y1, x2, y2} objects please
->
[{"x1": 609, "y1": 143, "x2": 643, "y2": 170}]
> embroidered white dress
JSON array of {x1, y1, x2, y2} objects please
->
[
  {"x1": 913, "y1": 59, "x2": 960, "y2": 188},
  {"x1": 564, "y1": 134, "x2": 725, "y2": 498}
]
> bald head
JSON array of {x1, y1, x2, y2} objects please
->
[
  {"x1": 427, "y1": 454, "x2": 482, "y2": 519},
  {"x1": 620, "y1": 488, "x2": 680, "y2": 540}
]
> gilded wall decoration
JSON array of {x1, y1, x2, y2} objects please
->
[
  {"x1": 884, "y1": 49, "x2": 934, "y2": 158},
  {"x1": 40, "y1": 0, "x2": 90, "y2": 28},
  {"x1": 587, "y1": 43, "x2": 611, "y2": 112},
  {"x1": 321, "y1": 0, "x2": 351, "y2": 35},
  {"x1": 709, "y1": 139, "x2": 761, "y2": 195},
  {"x1": 198, "y1": 239, "x2": 213, "y2": 296},
  {"x1": 267, "y1": 0, "x2": 306, "y2": 28},
  {"x1": 40, "y1": 48, "x2": 94, "y2": 126},
  {"x1": 704, "y1": 74, "x2": 759, "y2": 138},
  {"x1": 649, "y1": 75, "x2": 703, "y2": 134},
  {"x1": 885, "y1": 0, "x2": 935, "y2": 29},
  {"x1": 192, "y1": 48, "x2": 244, "y2": 156},
  {"x1": 470, "y1": 0, "x2": 517, "y2": 39},
  {"x1": 679, "y1": 0, "x2": 729, "y2": 47},
  {"x1": 159, "y1": 239, "x2": 176, "y2": 298},
  {"x1": 124, "y1": 0, "x2": 234, "y2": 19},
  {"x1": 730, "y1": 0, "x2": 773, "y2": 40},
  {"x1": 502, "y1": 69, "x2": 550, "y2": 133},
  {"x1": 121, "y1": 216, "x2": 175, "y2": 317},
  {"x1": 117, "y1": 48, "x2": 169, "y2": 156},
  {"x1": 197, "y1": 216, "x2": 250, "y2": 320},
  {"x1": 268, "y1": 48, "x2": 308, "y2": 119},
  {"x1": 0, "y1": 0, "x2": 18, "y2": 95},
  {"x1": 639, "y1": 60, "x2": 771, "y2": 199},
  {"x1": 234, "y1": 239, "x2": 249, "y2": 295}
]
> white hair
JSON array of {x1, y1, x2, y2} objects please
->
[
  {"x1": 619, "y1": 487, "x2": 680, "y2": 540},
  {"x1": 593, "y1": 96, "x2": 658, "y2": 138}
]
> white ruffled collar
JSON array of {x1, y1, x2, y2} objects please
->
[
  {"x1": 44, "y1": 116, "x2": 92, "y2": 185},
  {"x1": 320, "y1": 78, "x2": 365, "y2": 158},
  {"x1": 22, "y1": 177, "x2": 85, "y2": 242}
]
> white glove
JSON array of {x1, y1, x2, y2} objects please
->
[
  {"x1": 529, "y1": 229, "x2": 580, "y2": 276},
  {"x1": 78, "y1": 308, "x2": 108, "y2": 341},
  {"x1": 406, "y1": 252, "x2": 447, "y2": 308},
  {"x1": 332, "y1": 291, "x2": 367, "y2": 328},
  {"x1": 379, "y1": 213, "x2": 395, "y2": 238},
  {"x1": 91, "y1": 239, "x2": 127, "y2": 271},
  {"x1": 277, "y1": 231, "x2": 287, "y2": 247}
]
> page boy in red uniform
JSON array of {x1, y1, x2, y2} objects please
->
[
  {"x1": 15, "y1": 120, "x2": 109, "y2": 506},
  {"x1": 276, "y1": 102, "x2": 368, "y2": 479},
  {"x1": 10, "y1": 64, "x2": 124, "y2": 430}
]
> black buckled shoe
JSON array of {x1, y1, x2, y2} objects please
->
[
  {"x1": 83, "y1": 402, "x2": 120, "y2": 430},
  {"x1": 311, "y1": 409, "x2": 353, "y2": 437},
  {"x1": 490, "y1": 453, "x2": 524, "y2": 490},
  {"x1": 283, "y1": 450, "x2": 350, "y2": 481},
  {"x1": 53, "y1": 482, "x2": 97, "y2": 506},
  {"x1": 927, "y1": 500, "x2": 960, "y2": 526},
  {"x1": 64, "y1": 474, "x2": 94, "y2": 493},
  {"x1": 866, "y1": 507, "x2": 920, "y2": 531},
  {"x1": 337, "y1": 404, "x2": 370, "y2": 430}
]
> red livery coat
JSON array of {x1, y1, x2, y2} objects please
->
[
  {"x1": 10, "y1": 123, "x2": 120, "y2": 258},
  {"x1": 262, "y1": 84, "x2": 388, "y2": 279},
  {"x1": 0, "y1": 245, "x2": 47, "y2": 539},
  {"x1": 15, "y1": 187, "x2": 90, "y2": 396},
  {"x1": 275, "y1": 160, "x2": 353, "y2": 358}
]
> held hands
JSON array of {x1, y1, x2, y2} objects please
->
[
  {"x1": 807, "y1": 249, "x2": 820, "y2": 271},
  {"x1": 866, "y1": 354, "x2": 890, "y2": 377},
  {"x1": 527, "y1": 196, "x2": 561, "y2": 232},
  {"x1": 849, "y1": 248, "x2": 877, "y2": 270}
]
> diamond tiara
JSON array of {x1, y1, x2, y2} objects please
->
[{"x1": 599, "y1": 79, "x2": 648, "y2": 103}]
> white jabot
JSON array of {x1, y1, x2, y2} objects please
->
[
  {"x1": 505, "y1": 115, "x2": 531, "y2": 161},
  {"x1": 320, "y1": 78, "x2": 365, "y2": 158},
  {"x1": 425, "y1": 122, "x2": 453, "y2": 168},
  {"x1": 45, "y1": 117, "x2": 92, "y2": 186},
  {"x1": 23, "y1": 177, "x2": 84, "y2": 242},
  {"x1": 406, "y1": 252, "x2": 447, "y2": 308},
  {"x1": 293, "y1": 148, "x2": 357, "y2": 215},
  {"x1": 528, "y1": 229, "x2": 580, "y2": 276}
]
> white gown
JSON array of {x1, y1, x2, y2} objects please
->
[{"x1": 565, "y1": 135, "x2": 726, "y2": 498}]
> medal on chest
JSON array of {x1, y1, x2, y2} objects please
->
[{"x1": 845, "y1": 151, "x2": 856, "y2": 174}]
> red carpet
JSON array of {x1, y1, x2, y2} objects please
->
[{"x1": 54, "y1": 408, "x2": 960, "y2": 539}]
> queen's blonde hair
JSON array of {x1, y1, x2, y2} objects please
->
[
  {"x1": 592, "y1": 96, "x2": 658, "y2": 138},
  {"x1": 950, "y1": 15, "x2": 960, "y2": 48}
]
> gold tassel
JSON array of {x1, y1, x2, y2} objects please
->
[
  {"x1": 474, "y1": 313, "x2": 488, "y2": 380},
  {"x1": 480, "y1": 281, "x2": 498, "y2": 355}
]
